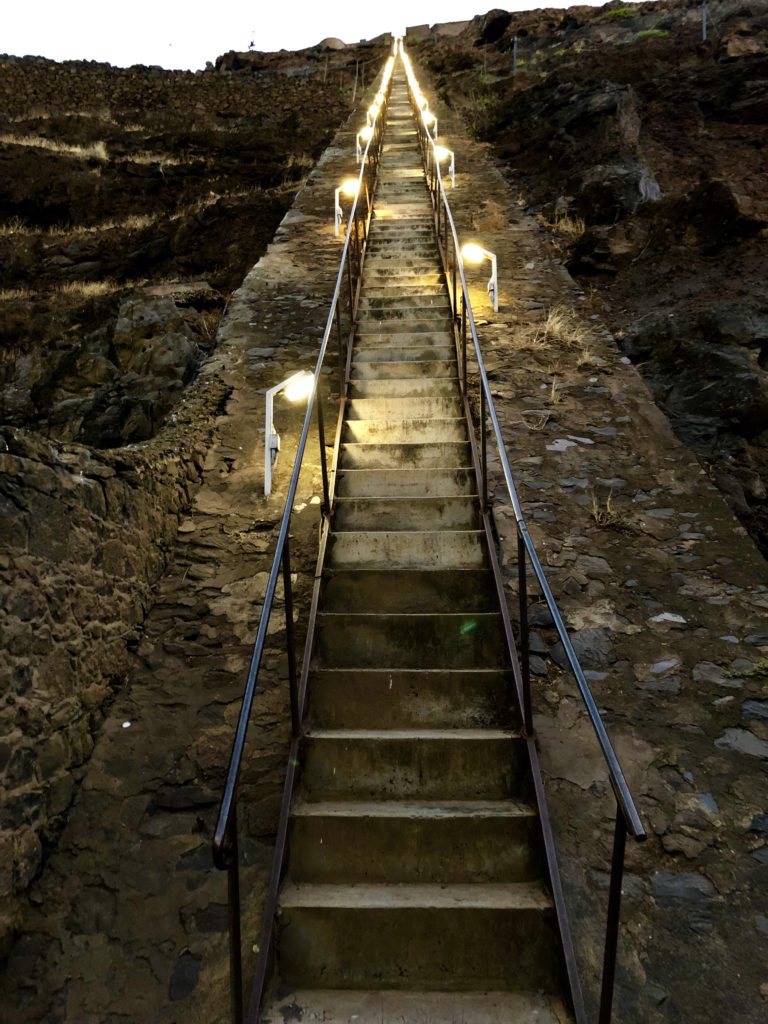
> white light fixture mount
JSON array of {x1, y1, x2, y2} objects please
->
[
  {"x1": 264, "y1": 370, "x2": 315, "y2": 496},
  {"x1": 461, "y1": 243, "x2": 499, "y2": 313}
]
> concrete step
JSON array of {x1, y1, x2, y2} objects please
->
[
  {"x1": 300, "y1": 729, "x2": 526, "y2": 801},
  {"x1": 374, "y1": 203, "x2": 434, "y2": 218},
  {"x1": 347, "y1": 378, "x2": 458, "y2": 399},
  {"x1": 341, "y1": 417, "x2": 466, "y2": 445},
  {"x1": 308, "y1": 668, "x2": 512, "y2": 730},
  {"x1": 346, "y1": 396, "x2": 460, "y2": 419},
  {"x1": 356, "y1": 319, "x2": 452, "y2": 336},
  {"x1": 360, "y1": 293, "x2": 450, "y2": 310},
  {"x1": 321, "y1": 568, "x2": 493, "y2": 613},
  {"x1": 361, "y1": 284, "x2": 446, "y2": 298},
  {"x1": 352, "y1": 341, "x2": 455, "y2": 360},
  {"x1": 262, "y1": 989, "x2": 572, "y2": 1024},
  {"x1": 332, "y1": 494, "x2": 477, "y2": 529},
  {"x1": 288, "y1": 799, "x2": 539, "y2": 883},
  {"x1": 357, "y1": 307, "x2": 449, "y2": 323},
  {"x1": 327, "y1": 527, "x2": 485, "y2": 567},
  {"x1": 350, "y1": 359, "x2": 456, "y2": 381},
  {"x1": 363, "y1": 259, "x2": 442, "y2": 274},
  {"x1": 334, "y1": 467, "x2": 476, "y2": 498},
  {"x1": 316, "y1": 611, "x2": 503, "y2": 666},
  {"x1": 276, "y1": 881, "x2": 559, "y2": 991},
  {"x1": 338, "y1": 441, "x2": 470, "y2": 470}
]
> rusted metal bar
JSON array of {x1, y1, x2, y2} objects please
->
[
  {"x1": 226, "y1": 808, "x2": 244, "y2": 1024},
  {"x1": 317, "y1": 390, "x2": 330, "y2": 517},
  {"x1": 599, "y1": 809, "x2": 628, "y2": 1024},
  {"x1": 282, "y1": 537, "x2": 299, "y2": 738}
]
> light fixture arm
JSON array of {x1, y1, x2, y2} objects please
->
[
  {"x1": 334, "y1": 186, "x2": 343, "y2": 236},
  {"x1": 487, "y1": 250, "x2": 498, "y2": 313},
  {"x1": 264, "y1": 371, "x2": 313, "y2": 497}
]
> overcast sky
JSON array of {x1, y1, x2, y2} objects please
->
[{"x1": 4, "y1": 0, "x2": 617, "y2": 70}]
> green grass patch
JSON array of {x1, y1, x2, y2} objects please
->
[{"x1": 635, "y1": 28, "x2": 669, "y2": 39}]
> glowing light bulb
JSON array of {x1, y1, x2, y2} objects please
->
[
  {"x1": 340, "y1": 178, "x2": 359, "y2": 198},
  {"x1": 359, "y1": 126, "x2": 373, "y2": 142},
  {"x1": 461, "y1": 243, "x2": 486, "y2": 264},
  {"x1": 283, "y1": 371, "x2": 314, "y2": 403},
  {"x1": 434, "y1": 146, "x2": 451, "y2": 162}
]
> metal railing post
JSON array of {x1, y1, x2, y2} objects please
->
[
  {"x1": 517, "y1": 531, "x2": 532, "y2": 737},
  {"x1": 480, "y1": 385, "x2": 488, "y2": 511},
  {"x1": 335, "y1": 302, "x2": 344, "y2": 386},
  {"x1": 461, "y1": 293, "x2": 468, "y2": 392},
  {"x1": 317, "y1": 390, "x2": 330, "y2": 516},
  {"x1": 599, "y1": 808, "x2": 628, "y2": 1024},
  {"x1": 282, "y1": 537, "x2": 299, "y2": 737},
  {"x1": 227, "y1": 808, "x2": 244, "y2": 1024}
]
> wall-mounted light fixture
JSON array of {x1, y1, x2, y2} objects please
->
[
  {"x1": 356, "y1": 125, "x2": 373, "y2": 163},
  {"x1": 421, "y1": 110, "x2": 438, "y2": 138},
  {"x1": 461, "y1": 243, "x2": 498, "y2": 312},
  {"x1": 264, "y1": 370, "x2": 315, "y2": 496},
  {"x1": 433, "y1": 145, "x2": 455, "y2": 189},
  {"x1": 334, "y1": 177, "x2": 359, "y2": 236}
]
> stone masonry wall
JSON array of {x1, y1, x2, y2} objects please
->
[{"x1": 0, "y1": 378, "x2": 226, "y2": 952}]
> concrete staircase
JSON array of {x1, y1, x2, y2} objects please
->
[{"x1": 261, "y1": 70, "x2": 572, "y2": 1024}]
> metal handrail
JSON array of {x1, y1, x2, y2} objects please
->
[
  {"x1": 211, "y1": 56, "x2": 394, "y2": 1024},
  {"x1": 402, "y1": 45, "x2": 646, "y2": 1024}
]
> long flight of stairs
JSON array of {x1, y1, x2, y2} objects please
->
[{"x1": 261, "y1": 67, "x2": 573, "y2": 1024}]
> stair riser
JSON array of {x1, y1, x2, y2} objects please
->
[
  {"x1": 333, "y1": 495, "x2": 478, "y2": 529},
  {"x1": 359, "y1": 311, "x2": 449, "y2": 326},
  {"x1": 357, "y1": 320, "x2": 451, "y2": 336},
  {"x1": 301, "y1": 735, "x2": 525, "y2": 800},
  {"x1": 362, "y1": 290, "x2": 448, "y2": 301},
  {"x1": 308, "y1": 669, "x2": 512, "y2": 729},
  {"x1": 352, "y1": 343, "x2": 455, "y2": 360},
  {"x1": 356, "y1": 337, "x2": 456, "y2": 354},
  {"x1": 321, "y1": 570, "x2": 492, "y2": 613},
  {"x1": 351, "y1": 360, "x2": 456, "y2": 380},
  {"x1": 288, "y1": 815, "x2": 539, "y2": 884},
  {"x1": 348, "y1": 379, "x2": 458, "y2": 398},
  {"x1": 316, "y1": 613, "x2": 504, "y2": 668},
  {"x1": 347, "y1": 397, "x2": 460, "y2": 419},
  {"x1": 334, "y1": 468, "x2": 476, "y2": 498},
  {"x1": 327, "y1": 530, "x2": 485, "y2": 568},
  {"x1": 361, "y1": 286, "x2": 446, "y2": 298},
  {"x1": 277, "y1": 906, "x2": 560, "y2": 991},
  {"x1": 341, "y1": 419, "x2": 466, "y2": 445}
]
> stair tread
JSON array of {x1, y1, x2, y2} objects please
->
[
  {"x1": 280, "y1": 881, "x2": 552, "y2": 911},
  {"x1": 262, "y1": 989, "x2": 571, "y2": 1024},
  {"x1": 307, "y1": 728, "x2": 516, "y2": 739},
  {"x1": 293, "y1": 799, "x2": 536, "y2": 819}
]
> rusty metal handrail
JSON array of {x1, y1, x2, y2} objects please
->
[
  {"x1": 211, "y1": 57, "x2": 393, "y2": 1024},
  {"x1": 403, "y1": 44, "x2": 646, "y2": 1024}
]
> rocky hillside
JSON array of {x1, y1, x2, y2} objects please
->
[
  {"x1": 0, "y1": 38, "x2": 386, "y2": 953},
  {"x1": 412, "y1": 0, "x2": 768, "y2": 555}
]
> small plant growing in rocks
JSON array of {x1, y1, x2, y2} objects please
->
[{"x1": 590, "y1": 490, "x2": 630, "y2": 529}]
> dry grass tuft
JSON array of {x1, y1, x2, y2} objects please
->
[
  {"x1": 521, "y1": 410, "x2": 552, "y2": 431},
  {"x1": 590, "y1": 491, "x2": 630, "y2": 530},
  {"x1": 542, "y1": 306, "x2": 590, "y2": 348},
  {"x1": 0, "y1": 133, "x2": 109, "y2": 160},
  {"x1": 552, "y1": 213, "x2": 585, "y2": 238},
  {"x1": 0, "y1": 286, "x2": 33, "y2": 301}
]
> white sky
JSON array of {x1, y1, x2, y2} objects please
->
[{"x1": 3, "y1": 1, "x2": 614, "y2": 70}]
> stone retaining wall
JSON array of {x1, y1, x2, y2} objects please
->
[{"x1": 0, "y1": 379, "x2": 225, "y2": 950}]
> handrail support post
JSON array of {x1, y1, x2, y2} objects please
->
[{"x1": 599, "y1": 808, "x2": 628, "y2": 1024}]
